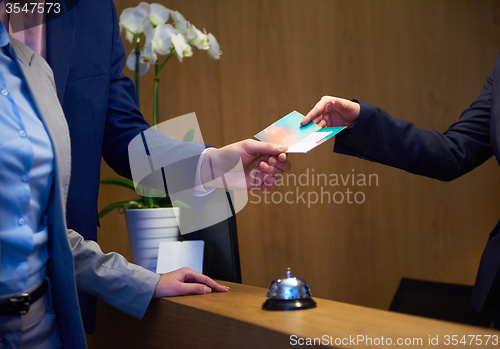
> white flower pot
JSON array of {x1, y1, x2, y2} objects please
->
[{"x1": 125, "y1": 207, "x2": 180, "y2": 272}]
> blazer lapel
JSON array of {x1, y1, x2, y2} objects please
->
[
  {"x1": 10, "y1": 38, "x2": 72, "y2": 207},
  {"x1": 46, "y1": 0, "x2": 76, "y2": 103}
]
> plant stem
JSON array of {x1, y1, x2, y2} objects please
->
[
  {"x1": 153, "y1": 65, "x2": 159, "y2": 129},
  {"x1": 152, "y1": 50, "x2": 176, "y2": 128},
  {"x1": 134, "y1": 35, "x2": 141, "y2": 107}
]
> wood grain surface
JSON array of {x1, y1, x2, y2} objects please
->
[{"x1": 91, "y1": 281, "x2": 500, "y2": 348}]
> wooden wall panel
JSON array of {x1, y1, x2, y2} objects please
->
[{"x1": 98, "y1": 0, "x2": 500, "y2": 311}]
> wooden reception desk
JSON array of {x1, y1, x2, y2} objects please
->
[{"x1": 92, "y1": 281, "x2": 499, "y2": 348}]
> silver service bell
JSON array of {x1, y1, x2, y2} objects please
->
[{"x1": 262, "y1": 268, "x2": 317, "y2": 311}]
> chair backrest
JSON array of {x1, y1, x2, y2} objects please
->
[
  {"x1": 389, "y1": 278, "x2": 489, "y2": 327},
  {"x1": 183, "y1": 189, "x2": 242, "y2": 283}
]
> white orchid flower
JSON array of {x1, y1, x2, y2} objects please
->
[
  {"x1": 126, "y1": 49, "x2": 152, "y2": 76},
  {"x1": 119, "y1": 3, "x2": 149, "y2": 43},
  {"x1": 184, "y1": 23, "x2": 196, "y2": 42},
  {"x1": 144, "y1": 29, "x2": 162, "y2": 68},
  {"x1": 171, "y1": 33, "x2": 193, "y2": 61},
  {"x1": 170, "y1": 10, "x2": 188, "y2": 33},
  {"x1": 142, "y1": 20, "x2": 159, "y2": 61},
  {"x1": 187, "y1": 24, "x2": 209, "y2": 50},
  {"x1": 122, "y1": 4, "x2": 220, "y2": 79},
  {"x1": 119, "y1": 8, "x2": 135, "y2": 42},
  {"x1": 148, "y1": 22, "x2": 175, "y2": 56},
  {"x1": 120, "y1": 3, "x2": 171, "y2": 43},
  {"x1": 125, "y1": 19, "x2": 160, "y2": 76},
  {"x1": 120, "y1": 7, "x2": 142, "y2": 43},
  {"x1": 148, "y1": 3, "x2": 170, "y2": 27},
  {"x1": 207, "y1": 33, "x2": 222, "y2": 59},
  {"x1": 136, "y1": 2, "x2": 150, "y2": 17}
]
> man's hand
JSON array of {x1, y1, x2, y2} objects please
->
[
  {"x1": 221, "y1": 139, "x2": 291, "y2": 191},
  {"x1": 201, "y1": 139, "x2": 291, "y2": 191},
  {"x1": 153, "y1": 267, "x2": 229, "y2": 298},
  {"x1": 301, "y1": 96, "x2": 360, "y2": 128}
]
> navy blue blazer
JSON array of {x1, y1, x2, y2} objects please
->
[
  {"x1": 45, "y1": 0, "x2": 151, "y2": 333},
  {"x1": 45, "y1": 0, "x2": 204, "y2": 333},
  {"x1": 334, "y1": 53, "x2": 500, "y2": 315},
  {"x1": 47, "y1": 0, "x2": 150, "y2": 243}
]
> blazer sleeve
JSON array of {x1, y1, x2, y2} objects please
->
[
  {"x1": 334, "y1": 61, "x2": 497, "y2": 181},
  {"x1": 67, "y1": 229, "x2": 160, "y2": 319}
]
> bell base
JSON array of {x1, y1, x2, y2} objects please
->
[{"x1": 262, "y1": 298, "x2": 317, "y2": 311}]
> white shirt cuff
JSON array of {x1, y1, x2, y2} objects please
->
[{"x1": 194, "y1": 148, "x2": 216, "y2": 197}]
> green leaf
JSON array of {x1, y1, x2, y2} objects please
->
[
  {"x1": 135, "y1": 183, "x2": 168, "y2": 198},
  {"x1": 100, "y1": 178, "x2": 136, "y2": 191},
  {"x1": 145, "y1": 196, "x2": 155, "y2": 207},
  {"x1": 99, "y1": 178, "x2": 190, "y2": 211},
  {"x1": 98, "y1": 199, "x2": 142, "y2": 219},
  {"x1": 183, "y1": 128, "x2": 196, "y2": 142}
]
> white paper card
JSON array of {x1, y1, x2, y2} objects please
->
[
  {"x1": 286, "y1": 131, "x2": 335, "y2": 153},
  {"x1": 156, "y1": 240, "x2": 204, "y2": 274}
]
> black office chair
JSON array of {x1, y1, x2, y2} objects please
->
[
  {"x1": 182, "y1": 189, "x2": 242, "y2": 283},
  {"x1": 389, "y1": 278, "x2": 490, "y2": 327}
]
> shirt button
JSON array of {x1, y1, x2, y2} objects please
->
[
  {"x1": 1, "y1": 90, "x2": 7, "y2": 96},
  {"x1": 18, "y1": 218, "x2": 26, "y2": 226},
  {"x1": 21, "y1": 174, "x2": 28, "y2": 182},
  {"x1": 19, "y1": 130, "x2": 26, "y2": 137}
]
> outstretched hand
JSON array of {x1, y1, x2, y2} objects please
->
[
  {"x1": 153, "y1": 267, "x2": 229, "y2": 298},
  {"x1": 203, "y1": 139, "x2": 292, "y2": 191},
  {"x1": 301, "y1": 96, "x2": 360, "y2": 128}
]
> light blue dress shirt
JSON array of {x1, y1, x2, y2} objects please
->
[{"x1": 0, "y1": 23, "x2": 54, "y2": 297}]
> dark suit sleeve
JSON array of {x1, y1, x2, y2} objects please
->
[
  {"x1": 334, "y1": 63, "x2": 496, "y2": 181},
  {"x1": 100, "y1": 1, "x2": 151, "y2": 179}
]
